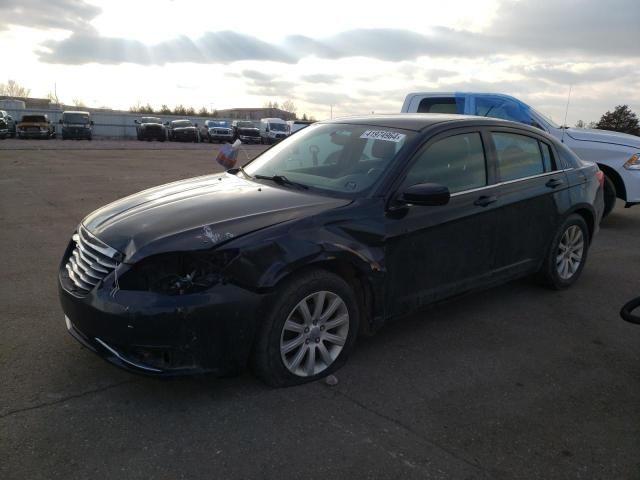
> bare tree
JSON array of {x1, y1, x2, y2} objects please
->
[
  {"x1": 0, "y1": 80, "x2": 31, "y2": 97},
  {"x1": 72, "y1": 98, "x2": 86, "y2": 108},
  {"x1": 47, "y1": 91, "x2": 60, "y2": 105},
  {"x1": 281, "y1": 99, "x2": 297, "y2": 116}
]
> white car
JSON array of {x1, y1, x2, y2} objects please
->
[{"x1": 401, "y1": 92, "x2": 640, "y2": 217}]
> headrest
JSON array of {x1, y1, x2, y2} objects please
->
[{"x1": 371, "y1": 139, "x2": 396, "y2": 159}]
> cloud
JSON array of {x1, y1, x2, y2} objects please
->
[
  {"x1": 0, "y1": 0, "x2": 100, "y2": 31},
  {"x1": 302, "y1": 91, "x2": 353, "y2": 106},
  {"x1": 241, "y1": 70, "x2": 275, "y2": 82},
  {"x1": 37, "y1": 0, "x2": 640, "y2": 66},
  {"x1": 300, "y1": 74, "x2": 340, "y2": 84},
  {"x1": 39, "y1": 30, "x2": 295, "y2": 65},
  {"x1": 516, "y1": 63, "x2": 636, "y2": 86}
]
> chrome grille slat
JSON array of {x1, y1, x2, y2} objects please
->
[
  {"x1": 73, "y1": 233, "x2": 117, "y2": 268},
  {"x1": 75, "y1": 247, "x2": 109, "y2": 274},
  {"x1": 71, "y1": 250, "x2": 103, "y2": 280},
  {"x1": 64, "y1": 227, "x2": 120, "y2": 294},
  {"x1": 66, "y1": 264, "x2": 94, "y2": 291}
]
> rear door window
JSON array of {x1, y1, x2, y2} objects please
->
[
  {"x1": 493, "y1": 132, "x2": 556, "y2": 181},
  {"x1": 417, "y1": 97, "x2": 462, "y2": 114},
  {"x1": 404, "y1": 132, "x2": 487, "y2": 194}
]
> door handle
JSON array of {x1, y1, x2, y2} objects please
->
[
  {"x1": 474, "y1": 195, "x2": 497, "y2": 207},
  {"x1": 545, "y1": 178, "x2": 564, "y2": 188}
]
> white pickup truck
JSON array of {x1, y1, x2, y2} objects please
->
[{"x1": 401, "y1": 92, "x2": 640, "y2": 217}]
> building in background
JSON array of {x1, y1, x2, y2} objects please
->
[{"x1": 215, "y1": 107, "x2": 296, "y2": 121}]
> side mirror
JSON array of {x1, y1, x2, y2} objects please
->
[
  {"x1": 195, "y1": 123, "x2": 198, "y2": 127},
  {"x1": 621, "y1": 297, "x2": 640, "y2": 325},
  {"x1": 58, "y1": 119, "x2": 63, "y2": 124},
  {"x1": 90, "y1": 120, "x2": 94, "y2": 125},
  {"x1": 400, "y1": 183, "x2": 450, "y2": 206},
  {"x1": 164, "y1": 122, "x2": 170, "y2": 126},
  {"x1": 134, "y1": 119, "x2": 139, "y2": 124}
]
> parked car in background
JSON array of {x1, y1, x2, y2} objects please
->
[
  {"x1": 286, "y1": 120, "x2": 313, "y2": 135},
  {"x1": 58, "y1": 114, "x2": 603, "y2": 386},
  {"x1": 16, "y1": 114, "x2": 55, "y2": 139},
  {"x1": 259, "y1": 117, "x2": 288, "y2": 144},
  {"x1": 232, "y1": 120, "x2": 261, "y2": 144},
  {"x1": 401, "y1": 92, "x2": 640, "y2": 217},
  {"x1": 0, "y1": 110, "x2": 15, "y2": 138},
  {"x1": 167, "y1": 119, "x2": 199, "y2": 142},
  {"x1": 60, "y1": 110, "x2": 93, "y2": 140},
  {"x1": 200, "y1": 120, "x2": 233, "y2": 143},
  {"x1": 0, "y1": 115, "x2": 7, "y2": 139},
  {"x1": 135, "y1": 117, "x2": 167, "y2": 141}
]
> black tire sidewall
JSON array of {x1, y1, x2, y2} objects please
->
[
  {"x1": 602, "y1": 175, "x2": 616, "y2": 218},
  {"x1": 542, "y1": 214, "x2": 590, "y2": 289},
  {"x1": 253, "y1": 270, "x2": 360, "y2": 387}
]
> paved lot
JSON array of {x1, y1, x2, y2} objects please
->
[{"x1": 1, "y1": 140, "x2": 639, "y2": 479}]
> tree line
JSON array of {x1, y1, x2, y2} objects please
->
[{"x1": 574, "y1": 105, "x2": 639, "y2": 136}]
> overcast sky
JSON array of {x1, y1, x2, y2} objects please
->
[{"x1": 2, "y1": 0, "x2": 639, "y2": 123}]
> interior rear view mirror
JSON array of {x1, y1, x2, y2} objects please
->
[{"x1": 400, "y1": 183, "x2": 450, "y2": 206}]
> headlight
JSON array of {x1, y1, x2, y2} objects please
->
[
  {"x1": 624, "y1": 153, "x2": 640, "y2": 170},
  {"x1": 118, "y1": 250, "x2": 238, "y2": 295}
]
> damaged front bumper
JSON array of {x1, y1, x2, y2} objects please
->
[{"x1": 58, "y1": 270, "x2": 267, "y2": 376}]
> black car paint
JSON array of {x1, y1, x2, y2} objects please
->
[
  {"x1": 58, "y1": 115, "x2": 603, "y2": 376},
  {"x1": 136, "y1": 119, "x2": 167, "y2": 141},
  {"x1": 167, "y1": 121, "x2": 199, "y2": 142}
]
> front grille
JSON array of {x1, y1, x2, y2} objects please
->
[
  {"x1": 65, "y1": 227, "x2": 120, "y2": 294},
  {"x1": 214, "y1": 129, "x2": 231, "y2": 135}
]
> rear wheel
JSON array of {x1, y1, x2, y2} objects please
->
[
  {"x1": 252, "y1": 270, "x2": 359, "y2": 387},
  {"x1": 538, "y1": 214, "x2": 589, "y2": 289},
  {"x1": 602, "y1": 174, "x2": 617, "y2": 218}
]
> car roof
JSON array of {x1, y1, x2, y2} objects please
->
[{"x1": 319, "y1": 113, "x2": 523, "y2": 132}]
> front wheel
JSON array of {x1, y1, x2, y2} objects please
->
[
  {"x1": 252, "y1": 270, "x2": 359, "y2": 387},
  {"x1": 602, "y1": 174, "x2": 616, "y2": 218},
  {"x1": 538, "y1": 214, "x2": 589, "y2": 289}
]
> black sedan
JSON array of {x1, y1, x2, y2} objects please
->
[
  {"x1": 167, "y1": 119, "x2": 199, "y2": 142},
  {"x1": 58, "y1": 114, "x2": 604, "y2": 386},
  {"x1": 135, "y1": 117, "x2": 167, "y2": 141}
]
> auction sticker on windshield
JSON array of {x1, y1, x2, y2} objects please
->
[{"x1": 360, "y1": 130, "x2": 406, "y2": 142}]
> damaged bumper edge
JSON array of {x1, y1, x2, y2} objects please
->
[{"x1": 59, "y1": 275, "x2": 267, "y2": 376}]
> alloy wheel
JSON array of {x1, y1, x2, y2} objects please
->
[
  {"x1": 280, "y1": 291, "x2": 350, "y2": 377},
  {"x1": 556, "y1": 225, "x2": 585, "y2": 280}
]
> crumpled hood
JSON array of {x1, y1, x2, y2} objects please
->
[
  {"x1": 566, "y1": 128, "x2": 640, "y2": 149},
  {"x1": 82, "y1": 173, "x2": 350, "y2": 262}
]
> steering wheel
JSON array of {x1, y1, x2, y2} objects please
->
[{"x1": 309, "y1": 145, "x2": 320, "y2": 166}]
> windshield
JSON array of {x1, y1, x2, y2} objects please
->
[
  {"x1": 213, "y1": 121, "x2": 230, "y2": 127},
  {"x1": 141, "y1": 117, "x2": 161, "y2": 124},
  {"x1": 172, "y1": 120, "x2": 193, "y2": 127},
  {"x1": 63, "y1": 113, "x2": 90, "y2": 124},
  {"x1": 530, "y1": 107, "x2": 561, "y2": 129},
  {"x1": 238, "y1": 121, "x2": 255, "y2": 128},
  {"x1": 269, "y1": 122, "x2": 287, "y2": 132},
  {"x1": 244, "y1": 123, "x2": 414, "y2": 196}
]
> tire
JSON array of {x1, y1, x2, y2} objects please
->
[
  {"x1": 252, "y1": 269, "x2": 360, "y2": 387},
  {"x1": 602, "y1": 174, "x2": 616, "y2": 218},
  {"x1": 538, "y1": 214, "x2": 590, "y2": 290}
]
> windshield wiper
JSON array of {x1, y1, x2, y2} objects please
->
[{"x1": 253, "y1": 174, "x2": 309, "y2": 190}]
